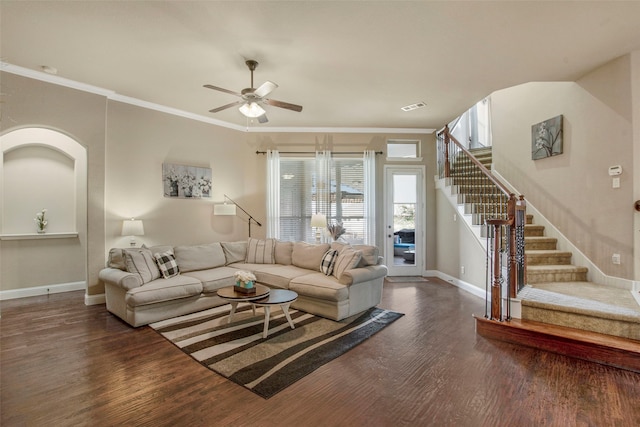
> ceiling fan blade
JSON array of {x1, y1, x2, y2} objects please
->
[
  {"x1": 265, "y1": 98, "x2": 303, "y2": 112},
  {"x1": 254, "y1": 81, "x2": 278, "y2": 98},
  {"x1": 203, "y1": 84, "x2": 242, "y2": 97},
  {"x1": 257, "y1": 114, "x2": 269, "y2": 124},
  {"x1": 209, "y1": 100, "x2": 242, "y2": 113}
]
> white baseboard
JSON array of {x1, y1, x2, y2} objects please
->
[
  {"x1": 430, "y1": 270, "x2": 485, "y2": 299},
  {"x1": 85, "y1": 293, "x2": 105, "y2": 306},
  {"x1": 0, "y1": 281, "x2": 86, "y2": 300}
]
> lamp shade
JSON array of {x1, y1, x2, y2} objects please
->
[
  {"x1": 122, "y1": 219, "x2": 144, "y2": 236},
  {"x1": 214, "y1": 204, "x2": 237, "y2": 216},
  {"x1": 310, "y1": 213, "x2": 327, "y2": 228},
  {"x1": 239, "y1": 102, "x2": 266, "y2": 118}
]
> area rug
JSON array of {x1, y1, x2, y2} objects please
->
[{"x1": 150, "y1": 305, "x2": 403, "y2": 399}]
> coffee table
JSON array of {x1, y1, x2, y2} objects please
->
[
  {"x1": 252, "y1": 289, "x2": 298, "y2": 338},
  {"x1": 216, "y1": 283, "x2": 270, "y2": 324}
]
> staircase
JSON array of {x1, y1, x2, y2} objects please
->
[
  {"x1": 521, "y1": 213, "x2": 639, "y2": 342},
  {"x1": 440, "y1": 135, "x2": 640, "y2": 371}
]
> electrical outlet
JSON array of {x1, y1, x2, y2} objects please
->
[
  {"x1": 612, "y1": 177, "x2": 620, "y2": 188},
  {"x1": 453, "y1": 214, "x2": 457, "y2": 222},
  {"x1": 612, "y1": 253, "x2": 621, "y2": 265},
  {"x1": 461, "y1": 265, "x2": 465, "y2": 275}
]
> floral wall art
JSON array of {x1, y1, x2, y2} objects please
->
[
  {"x1": 531, "y1": 115, "x2": 563, "y2": 160},
  {"x1": 163, "y1": 163, "x2": 212, "y2": 198}
]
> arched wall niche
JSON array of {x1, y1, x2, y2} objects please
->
[{"x1": 1, "y1": 126, "x2": 88, "y2": 292}]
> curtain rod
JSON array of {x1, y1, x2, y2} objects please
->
[{"x1": 256, "y1": 150, "x2": 383, "y2": 155}]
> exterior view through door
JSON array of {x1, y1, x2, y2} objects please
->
[{"x1": 384, "y1": 166, "x2": 424, "y2": 276}]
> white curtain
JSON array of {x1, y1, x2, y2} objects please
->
[
  {"x1": 363, "y1": 150, "x2": 376, "y2": 245},
  {"x1": 266, "y1": 149, "x2": 280, "y2": 238},
  {"x1": 315, "y1": 150, "x2": 331, "y2": 218}
]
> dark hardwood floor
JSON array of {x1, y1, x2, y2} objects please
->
[{"x1": 2, "y1": 277, "x2": 639, "y2": 426}]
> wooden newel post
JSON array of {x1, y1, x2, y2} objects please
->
[
  {"x1": 443, "y1": 125, "x2": 451, "y2": 178},
  {"x1": 487, "y1": 219, "x2": 508, "y2": 321}
]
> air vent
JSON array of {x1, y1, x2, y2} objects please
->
[{"x1": 401, "y1": 102, "x2": 426, "y2": 112}]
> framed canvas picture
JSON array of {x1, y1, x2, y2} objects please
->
[
  {"x1": 531, "y1": 115, "x2": 563, "y2": 160},
  {"x1": 162, "y1": 163, "x2": 212, "y2": 198}
]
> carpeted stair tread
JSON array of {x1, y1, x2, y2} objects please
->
[
  {"x1": 531, "y1": 281, "x2": 640, "y2": 313},
  {"x1": 519, "y1": 286, "x2": 640, "y2": 322}
]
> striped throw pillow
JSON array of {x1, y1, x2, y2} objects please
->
[
  {"x1": 245, "y1": 237, "x2": 276, "y2": 264},
  {"x1": 332, "y1": 247, "x2": 362, "y2": 280},
  {"x1": 320, "y1": 249, "x2": 339, "y2": 276}
]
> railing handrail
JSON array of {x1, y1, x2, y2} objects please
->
[
  {"x1": 441, "y1": 126, "x2": 512, "y2": 197},
  {"x1": 438, "y1": 124, "x2": 527, "y2": 317}
]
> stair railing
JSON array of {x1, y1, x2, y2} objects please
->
[{"x1": 437, "y1": 125, "x2": 527, "y2": 319}]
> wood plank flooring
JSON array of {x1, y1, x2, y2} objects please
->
[{"x1": 2, "y1": 277, "x2": 640, "y2": 426}]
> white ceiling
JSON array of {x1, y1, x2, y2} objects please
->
[{"x1": 2, "y1": 1, "x2": 640, "y2": 132}]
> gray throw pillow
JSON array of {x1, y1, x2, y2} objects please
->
[
  {"x1": 221, "y1": 241, "x2": 247, "y2": 265},
  {"x1": 123, "y1": 248, "x2": 161, "y2": 284}
]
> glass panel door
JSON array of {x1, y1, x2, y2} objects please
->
[{"x1": 384, "y1": 166, "x2": 424, "y2": 276}]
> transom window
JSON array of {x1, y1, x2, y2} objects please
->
[{"x1": 386, "y1": 139, "x2": 421, "y2": 161}]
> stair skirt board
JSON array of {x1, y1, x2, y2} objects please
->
[{"x1": 475, "y1": 316, "x2": 640, "y2": 373}]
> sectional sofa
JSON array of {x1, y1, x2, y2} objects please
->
[{"x1": 99, "y1": 238, "x2": 387, "y2": 327}]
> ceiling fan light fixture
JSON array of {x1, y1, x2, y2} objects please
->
[{"x1": 239, "y1": 102, "x2": 266, "y2": 118}]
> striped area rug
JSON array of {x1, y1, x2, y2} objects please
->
[{"x1": 150, "y1": 305, "x2": 404, "y2": 398}]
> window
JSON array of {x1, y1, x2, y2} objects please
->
[
  {"x1": 386, "y1": 139, "x2": 421, "y2": 161},
  {"x1": 276, "y1": 156, "x2": 369, "y2": 244}
]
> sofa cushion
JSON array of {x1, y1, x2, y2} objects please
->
[
  {"x1": 292, "y1": 242, "x2": 330, "y2": 271},
  {"x1": 252, "y1": 265, "x2": 312, "y2": 289},
  {"x1": 274, "y1": 240, "x2": 293, "y2": 265},
  {"x1": 320, "y1": 249, "x2": 339, "y2": 276},
  {"x1": 182, "y1": 266, "x2": 238, "y2": 293},
  {"x1": 174, "y1": 242, "x2": 226, "y2": 272},
  {"x1": 125, "y1": 275, "x2": 203, "y2": 307},
  {"x1": 221, "y1": 241, "x2": 247, "y2": 265},
  {"x1": 107, "y1": 248, "x2": 127, "y2": 270},
  {"x1": 154, "y1": 251, "x2": 180, "y2": 279},
  {"x1": 245, "y1": 237, "x2": 276, "y2": 264},
  {"x1": 289, "y1": 272, "x2": 349, "y2": 302},
  {"x1": 331, "y1": 241, "x2": 349, "y2": 253},
  {"x1": 333, "y1": 247, "x2": 362, "y2": 280},
  {"x1": 353, "y1": 244, "x2": 380, "y2": 267},
  {"x1": 123, "y1": 248, "x2": 161, "y2": 284},
  {"x1": 146, "y1": 244, "x2": 174, "y2": 255}
]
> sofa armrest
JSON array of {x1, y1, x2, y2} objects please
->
[
  {"x1": 338, "y1": 264, "x2": 388, "y2": 286},
  {"x1": 99, "y1": 268, "x2": 142, "y2": 291}
]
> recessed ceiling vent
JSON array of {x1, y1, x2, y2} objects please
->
[{"x1": 401, "y1": 102, "x2": 427, "y2": 112}]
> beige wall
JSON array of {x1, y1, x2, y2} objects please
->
[
  {"x1": 632, "y1": 51, "x2": 640, "y2": 281},
  {"x1": 1, "y1": 71, "x2": 436, "y2": 296},
  {"x1": 435, "y1": 189, "x2": 486, "y2": 289},
  {"x1": 491, "y1": 54, "x2": 635, "y2": 279},
  {"x1": 105, "y1": 111, "x2": 434, "y2": 268},
  {"x1": 0, "y1": 72, "x2": 106, "y2": 296}
]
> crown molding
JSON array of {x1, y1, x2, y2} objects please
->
[{"x1": 1, "y1": 62, "x2": 435, "y2": 135}]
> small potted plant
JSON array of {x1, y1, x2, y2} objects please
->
[
  {"x1": 34, "y1": 208, "x2": 48, "y2": 233},
  {"x1": 326, "y1": 221, "x2": 346, "y2": 241}
]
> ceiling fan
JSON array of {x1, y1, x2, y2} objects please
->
[{"x1": 204, "y1": 59, "x2": 303, "y2": 123}]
